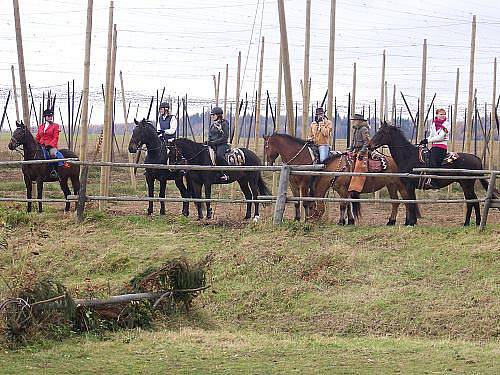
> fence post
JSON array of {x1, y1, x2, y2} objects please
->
[
  {"x1": 76, "y1": 165, "x2": 90, "y2": 223},
  {"x1": 273, "y1": 164, "x2": 290, "y2": 225},
  {"x1": 479, "y1": 172, "x2": 497, "y2": 231}
]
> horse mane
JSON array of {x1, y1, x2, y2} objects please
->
[
  {"x1": 387, "y1": 125, "x2": 415, "y2": 148},
  {"x1": 272, "y1": 132, "x2": 307, "y2": 145}
]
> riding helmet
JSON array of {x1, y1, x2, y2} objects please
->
[
  {"x1": 43, "y1": 108, "x2": 54, "y2": 117},
  {"x1": 315, "y1": 107, "x2": 325, "y2": 115},
  {"x1": 210, "y1": 107, "x2": 223, "y2": 116},
  {"x1": 159, "y1": 102, "x2": 170, "y2": 110}
]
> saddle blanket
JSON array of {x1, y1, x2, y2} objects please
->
[
  {"x1": 208, "y1": 147, "x2": 246, "y2": 166},
  {"x1": 345, "y1": 151, "x2": 388, "y2": 172},
  {"x1": 443, "y1": 152, "x2": 459, "y2": 165},
  {"x1": 41, "y1": 148, "x2": 65, "y2": 167}
]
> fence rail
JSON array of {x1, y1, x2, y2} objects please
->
[{"x1": 0, "y1": 158, "x2": 498, "y2": 230}]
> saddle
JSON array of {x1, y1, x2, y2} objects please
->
[
  {"x1": 418, "y1": 145, "x2": 459, "y2": 166},
  {"x1": 346, "y1": 150, "x2": 388, "y2": 172},
  {"x1": 208, "y1": 147, "x2": 246, "y2": 166}
]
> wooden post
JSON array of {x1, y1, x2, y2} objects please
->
[
  {"x1": 452, "y1": 68, "x2": 460, "y2": 151},
  {"x1": 223, "y1": 64, "x2": 228, "y2": 117},
  {"x1": 76, "y1": 165, "x2": 89, "y2": 223},
  {"x1": 302, "y1": 0, "x2": 311, "y2": 139},
  {"x1": 99, "y1": 2, "x2": 114, "y2": 211},
  {"x1": 273, "y1": 164, "x2": 290, "y2": 225},
  {"x1": 379, "y1": 50, "x2": 386, "y2": 123},
  {"x1": 119, "y1": 71, "x2": 137, "y2": 190},
  {"x1": 327, "y1": 0, "x2": 337, "y2": 124},
  {"x1": 10, "y1": 66, "x2": 20, "y2": 121},
  {"x1": 79, "y1": 0, "x2": 93, "y2": 163},
  {"x1": 479, "y1": 172, "x2": 497, "y2": 231},
  {"x1": 418, "y1": 39, "x2": 427, "y2": 139},
  {"x1": 384, "y1": 80, "x2": 389, "y2": 123},
  {"x1": 351, "y1": 62, "x2": 357, "y2": 115},
  {"x1": 12, "y1": 0, "x2": 30, "y2": 127},
  {"x1": 277, "y1": 0, "x2": 295, "y2": 135},
  {"x1": 234, "y1": 51, "x2": 241, "y2": 146},
  {"x1": 277, "y1": 49, "x2": 283, "y2": 131},
  {"x1": 465, "y1": 15, "x2": 477, "y2": 153},
  {"x1": 255, "y1": 36, "x2": 265, "y2": 153},
  {"x1": 391, "y1": 84, "x2": 396, "y2": 124},
  {"x1": 489, "y1": 58, "x2": 497, "y2": 169}
]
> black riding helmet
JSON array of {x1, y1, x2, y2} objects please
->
[
  {"x1": 43, "y1": 108, "x2": 54, "y2": 117},
  {"x1": 210, "y1": 107, "x2": 223, "y2": 116},
  {"x1": 159, "y1": 102, "x2": 170, "y2": 110}
]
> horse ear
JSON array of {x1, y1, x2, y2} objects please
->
[
  {"x1": 134, "y1": 118, "x2": 139, "y2": 125},
  {"x1": 263, "y1": 135, "x2": 268, "y2": 140},
  {"x1": 16, "y1": 120, "x2": 23, "y2": 128}
]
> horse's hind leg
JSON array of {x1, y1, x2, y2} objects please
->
[
  {"x1": 191, "y1": 182, "x2": 204, "y2": 220},
  {"x1": 36, "y1": 180, "x2": 44, "y2": 213},
  {"x1": 59, "y1": 178, "x2": 72, "y2": 212},
  {"x1": 146, "y1": 174, "x2": 155, "y2": 215},
  {"x1": 24, "y1": 175, "x2": 33, "y2": 213},
  {"x1": 159, "y1": 180, "x2": 167, "y2": 215},
  {"x1": 238, "y1": 180, "x2": 253, "y2": 220},
  {"x1": 204, "y1": 184, "x2": 213, "y2": 219},
  {"x1": 459, "y1": 181, "x2": 478, "y2": 226},
  {"x1": 175, "y1": 176, "x2": 190, "y2": 217},
  {"x1": 70, "y1": 175, "x2": 80, "y2": 211},
  {"x1": 386, "y1": 184, "x2": 400, "y2": 226},
  {"x1": 249, "y1": 177, "x2": 260, "y2": 219},
  {"x1": 290, "y1": 184, "x2": 301, "y2": 221}
]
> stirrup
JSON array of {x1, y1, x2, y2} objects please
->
[
  {"x1": 50, "y1": 169, "x2": 58, "y2": 179},
  {"x1": 220, "y1": 174, "x2": 229, "y2": 182}
]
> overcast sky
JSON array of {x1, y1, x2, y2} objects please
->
[{"x1": 0, "y1": 0, "x2": 499, "y2": 125}]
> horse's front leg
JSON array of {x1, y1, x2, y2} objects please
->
[
  {"x1": 59, "y1": 177, "x2": 72, "y2": 212},
  {"x1": 204, "y1": 184, "x2": 213, "y2": 219},
  {"x1": 175, "y1": 176, "x2": 190, "y2": 217},
  {"x1": 146, "y1": 173, "x2": 155, "y2": 216},
  {"x1": 24, "y1": 175, "x2": 33, "y2": 213},
  {"x1": 386, "y1": 184, "x2": 400, "y2": 226},
  {"x1": 290, "y1": 184, "x2": 301, "y2": 221},
  {"x1": 36, "y1": 180, "x2": 44, "y2": 213},
  {"x1": 300, "y1": 184, "x2": 309, "y2": 219},
  {"x1": 159, "y1": 179, "x2": 166, "y2": 215}
]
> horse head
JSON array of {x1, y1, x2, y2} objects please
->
[
  {"x1": 263, "y1": 134, "x2": 279, "y2": 166},
  {"x1": 368, "y1": 121, "x2": 396, "y2": 150},
  {"x1": 8, "y1": 121, "x2": 28, "y2": 151},
  {"x1": 128, "y1": 118, "x2": 157, "y2": 153}
]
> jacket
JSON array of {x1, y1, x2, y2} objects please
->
[
  {"x1": 208, "y1": 119, "x2": 230, "y2": 146},
  {"x1": 350, "y1": 123, "x2": 370, "y2": 153},
  {"x1": 309, "y1": 119, "x2": 332, "y2": 145},
  {"x1": 426, "y1": 120, "x2": 450, "y2": 149},
  {"x1": 35, "y1": 122, "x2": 60, "y2": 149}
]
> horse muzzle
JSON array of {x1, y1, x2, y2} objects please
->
[
  {"x1": 128, "y1": 143, "x2": 138, "y2": 153},
  {"x1": 8, "y1": 140, "x2": 19, "y2": 150}
]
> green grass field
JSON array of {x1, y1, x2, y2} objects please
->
[{"x1": 0, "y1": 208, "x2": 498, "y2": 374}]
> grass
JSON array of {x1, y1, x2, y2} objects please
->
[{"x1": 0, "y1": 209, "x2": 498, "y2": 373}]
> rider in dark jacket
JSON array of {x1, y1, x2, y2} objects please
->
[{"x1": 207, "y1": 107, "x2": 230, "y2": 182}]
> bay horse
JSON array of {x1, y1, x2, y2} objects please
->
[
  {"x1": 368, "y1": 122, "x2": 499, "y2": 226},
  {"x1": 170, "y1": 138, "x2": 271, "y2": 221},
  {"x1": 7, "y1": 121, "x2": 80, "y2": 213},
  {"x1": 128, "y1": 119, "x2": 191, "y2": 216}
]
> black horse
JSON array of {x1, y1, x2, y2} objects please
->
[
  {"x1": 8, "y1": 121, "x2": 80, "y2": 213},
  {"x1": 368, "y1": 122, "x2": 499, "y2": 226},
  {"x1": 128, "y1": 118, "x2": 191, "y2": 216},
  {"x1": 170, "y1": 138, "x2": 271, "y2": 221}
]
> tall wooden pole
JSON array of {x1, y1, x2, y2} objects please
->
[
  {"x1": 234, "y1": 51, "x2": 241, "y2": 146},
  {"x1": 391, "y1": 84, "x2": 396, "y2": 124},
  {"x1": 79, "y1": 0, "x2": 93, "y2": 162},
  {"x1": 120, "y1": 71, "x2": 137, "y2": 189},
  {"x1": 277, "y1": 0, "x2": 295, "y2": 135},
  {"x1": 223, "y1": 64, "x2": 229, "y2": 117},
  {"x1": 351, "y1": 62, "x2": 357, "y2": 115},
  {"x1": 384, "y1": 81, "x2": 389, "y2": 123},
  {"x1": 452, "y1": 68, "x2": 460, "y2": 151},
  {"x1": 465, "y1": 15, "x2": 477, "y2": 153},
  {"x1": 379, "y1": 50, "x2": 386, "y2": 123},
  {"x1": 10, "y1": 65, "x2": 20, "y2": 121},
  {"x1": 327, "y1": 0, "x2": 337, "y2": 123},
  {"x1": 302, "y1": 0, "x2": 311, "y2": 138},
  {"x1": 99, "y1": 2, "x2": 114, "y2": 210},
  {"x1": 489, "y1": 58, "x2": 497, "y2": 169},
  {"x1": 255, "y1": 36, "x2": 265, "y2": 152},
  {"x1": 418, "y1": 39, "x2": 427, "y2": 139},
  {"x1": 12, "y1": 0, "x2": 30, "y2": 127},
  {"x1": 276, "y1": 49, "x2": 283, "y2": 131}
]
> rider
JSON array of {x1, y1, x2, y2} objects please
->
[
  {"x1": 348, "y1": 114, "x2": 371, "y2": 193},
  {"x1": 35, "y1": 108, "x2": 61, "y2": 179},
  {"x1": 308, "y1": 107, "x2": 332, "y2": 163},
  {"x1": 157, "y1": 101, "x2": 178, "y2": 143},
  {"x1": 420, "y1": 108, "x2": 450, "y2": 189},
  {"x1": 207, "y1": 106, "x2": 230, "y2": 182}
]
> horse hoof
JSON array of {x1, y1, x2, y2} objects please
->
[
  {"x1": 347, "y1": 219, "x2": 355, "y2": 225},
  {"x1": 182, "y1": 210, "x2": 189, "y2": 217},
  {"x1": 244, "y1": 216, "x2": 251, "y2": 221},
  {"x1": 159, "y1": 210, "x2": 166, "y2": 216},
  {"x1": 253, "y1": 215, "x2": 260, "y2": 223},
  {"x1": 386, "y1": 219, "x2": 396, "y2": 226},
  {"x1": 337, "y1": 220, "x2": 345, "y2": 226}
]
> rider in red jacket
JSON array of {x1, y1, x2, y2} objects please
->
[{"x1": 36, "y1": 108, "x2": 61, "y2": 178}]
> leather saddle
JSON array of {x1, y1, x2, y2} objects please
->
[
  {"x1": 346, "y1": 150, "x2": 388, "y2": 172},
  {"x1": 418, "y1": 145, "x2": 459, "y2": 166},
  {"x1": 208, "y1": 147, "x2": 246, "y2": 166}
]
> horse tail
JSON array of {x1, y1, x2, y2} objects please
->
[
  {"x1": 350, "y1": 192, "x2": 362, "y2": 219},
  {"x1": 479, "y1": 178, "x2": 500, "y2": 200},
  {"x1": 258, "y1": 174, "x2": 272, "y2": 197}
]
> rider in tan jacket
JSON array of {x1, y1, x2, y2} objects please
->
[{"x1": 308, "y1": 107, "x2": 332, "y2": 163}]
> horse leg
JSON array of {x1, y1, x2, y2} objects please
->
[
  {"x1": 70, "y1": 175, "x2": 80, "y2": 211},
  {"x1": 159, "y1": 179, "x2": 166, "y2": 215},
  {"x1": 459, "y1": 181, "x2": 477, "y2": 226},
  {"x1": 36, "y1": 180, "x2": 44, "y2": 213},
  {"x1": 290, "y1": 184, "x2": 301, "y2": 221},
  {"x1": 249, "y1": 177, "x2": 260, "y2": 220},
  {"x1": 300, "y1": 184, "x2": 310, "y2": 219},
  {"x1": 146, "y1": 174, "x2": 155, "y2": 216},
  {"x1": 24, "y1": 175, "x2": 32, "y2": 213},
  {"x1": 192, "y1": 182, "x2": 204, "y2": 220},
  {"x1": 406, "y1": 186, "x2": 418, "y2": 226},
  {"x1": 58, "y1": 177, "x2": 72, "y2": 212},
  {"x1": 238, "y1": 180, "x2": 253, "y2": 220},
  {"x1": 386, "y1": 184, "x2": 400, "y2": 226},
  {"x1": 175, "y1": 176, "x2": 190, "y2": 217},
  {"x1": 205, "y1": 184, "x2": 213, "y2": 219},
  {"x1": 397, "y1": 183, "x2": 412, "y2": 226}
]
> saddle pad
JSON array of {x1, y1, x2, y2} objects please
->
[
  {"x1": 443, "y1": 152, "x2": 459, "y2": 165},
  {"x1": 226, "y1": 148, "x2": 246, "y2": 166}
]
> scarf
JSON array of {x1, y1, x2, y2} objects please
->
[{"x1": 433, "y1": 116, "x2": 447, "y2": 132}]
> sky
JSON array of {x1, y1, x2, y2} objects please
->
[{"x1": 0, "y1": 0, "x2": 499, "y2": 127}]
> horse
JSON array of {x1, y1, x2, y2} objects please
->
[
  {"x1": 368, "y1": 121, "x2": 499, "y2": 226},
  {"x1": 170, "y1": 138, "x2": 271, "y2": 221},
  {"x1": 306, "y1": 152, "x2": 416, "y2": 225},
  {"x1": 128, "y1": 118, "x2": 191, "y2": 216},
  {"x1": 263, "y1": 133, "x2": 319, "y2": 221},
  {"x1": 8, "y1": 121, "x2": 80, "y2": 213}
]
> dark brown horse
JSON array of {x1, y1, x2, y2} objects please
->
[
  {"x1": 368, "y1": 122, "x2": 499, "y2": 226},
  {"x1": 8, "y1": 121, "x2": 80, "y2": 213}
]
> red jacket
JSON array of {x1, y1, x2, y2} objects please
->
[{"x1": 35, "y1": 122, "x2": 60, "y2": 149}]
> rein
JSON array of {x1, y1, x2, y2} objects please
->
[{"x1": 283, "y1": 142, "x2": 311, "y2": 164}]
